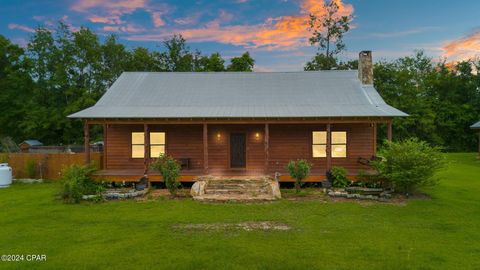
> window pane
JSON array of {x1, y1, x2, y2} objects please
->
[
  {"x1": 332, "y1": 131, "x2": 347, "y2": 144},
  {"x1": 132, "y1": 145, "x2": 144, "y2": 158},
  {"x1": 312, "y1": 145, "x2": 326, "y2": 157},
  {"x1": 312, "y1": 131, "x2": 326, "y2": 144},
  {"x1": 150, "y1": 132, "x2": 165, "y2": 144},
  {"x1": 132, "y1": 132, "x2": 144, "y2": 144},
  {"x1": 150, "y1": 145, "x2": 165, "y2": 158},
  {"x1": 332, "y1": 145, "x2": 347, "y2": 158}
]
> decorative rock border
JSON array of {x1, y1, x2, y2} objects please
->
[
  {"x1": 328, "y1": 190, "x2": 392, "y2": 201},
  {"x1": 82, "y1": 188, "x2": 149, "y2": 200}
]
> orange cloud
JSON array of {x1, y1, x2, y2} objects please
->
[
  {"x1": 443, "y1": 30, "x2": 480, "y2": 61},
  {"x1": 128, "y1": 0, "x2": 353, "y2": 50}
]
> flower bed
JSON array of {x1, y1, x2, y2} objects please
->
[{"x1": 82, "y1": 188, "x2": 148, "y2": 200}]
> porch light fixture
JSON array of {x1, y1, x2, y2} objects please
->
[
  {"x1": 216, "y1": 133, "x2": 221, "y2": 139},
  {"x1": 255, "y1": 132, "x2": 260, "y2": 139}
]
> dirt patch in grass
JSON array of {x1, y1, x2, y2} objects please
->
[
  {"x1": 173, "y1": 221, "x2": 291, "y2": 232},
  {"x1": 136, "y1": 188, "x2": 191, "y2": 201}
]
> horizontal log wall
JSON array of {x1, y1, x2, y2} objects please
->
[
  {"x1": 207, "y1": 124, "x2": 265, "y2": 174},
  {"x1": 105, "y1": 124, "x2": 204, "y2": 170},
  {"x1": 104, "y1": 123, "x2": 375, "y2": 179},
  {"x1": 2, "y1": 152, "x2": 102, "y2": 180},
  {"x1": 268, "y1": 123, "x2": 373, "y2": 175}
]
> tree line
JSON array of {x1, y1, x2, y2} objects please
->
[
  {"x1": 0, "y1": 22, "x2": 255, "y2": 146},
  {"x1": 303, "y1": 0, "x2": 480, "y2": 152},
  {"x1": 1, "y1": 10, "x2": 480, "y2": 152}
]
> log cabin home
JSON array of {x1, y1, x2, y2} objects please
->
[{"x1": 69, "y1": 51, "x2": 407, "y2": 182}]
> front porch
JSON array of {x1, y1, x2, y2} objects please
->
[{"x1": 85, "y1": 118, "x2": 394, "y2": 183}]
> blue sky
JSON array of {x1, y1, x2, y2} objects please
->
[{"x1": 1, "y1": 0, "x2": 480, "y2": 71}]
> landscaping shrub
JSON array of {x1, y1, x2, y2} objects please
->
[
  {"x1": 151, "y1": 154, "x2": 181, "y2": 196},
  {"x1": 329, "y1": 166, "x2": 350, "y2": 188},
  {"x1": 286, "y1": 159, "x2": 312, "y2": 193},
  {"x1": 25, "y1": 159, "x2": 36, "y2": 179},
  {"x1": 371, "y1": 138, "x2": 446, "y2": 195},
  {"x1": 61, "y1": 164, "x2": 103, "y2": 203}
]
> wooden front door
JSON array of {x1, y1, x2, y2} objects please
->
[{"x1": 230, "y1": 133, "x2": 246, "y2": 168}]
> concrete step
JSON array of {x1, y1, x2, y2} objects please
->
[
  {"x1": 205, "y1": 189, "x2": 270, "y2": 195},
  {"x1": 195, "y1": 194, "x2": 277, "y2": 202}
]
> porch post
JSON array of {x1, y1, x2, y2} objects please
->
[
  {"x1": 264, "y1": 123, "x2": 269, "y2": 174},
  {"x1": 373, "y1": 122, "x2": 377, "y2": 155},
  {"x1": 84, "y1": 121, "x2": 90, "y2": 165},
  {"x1": 387, "y1": 121, "x2": 393, "y2": 141},
  {"x1": 326, "y1": 123, "x2": 332, "y2": 171},
  {"x1": 143, "y1": 124, "x2": 150, "y2": 175},
  {"x1": 103, "y1": 124, "x2": 107, "y2": 170},
  {"x1": 203, "y1": 123, "x2": 208, "y2": 174}
]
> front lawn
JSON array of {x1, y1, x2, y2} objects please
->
[{"x1": 0, "y1": 153, "x2": 479, "y2": 269}]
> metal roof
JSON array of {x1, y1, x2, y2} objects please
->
[
  {"x1": 69, "y1": 71, "x2": 408, "y2": 119},
  {"x1": 21, "y1": 140, "x2": 43, "y2": 146},
  {"x1": 471, "y1": 121, "x2": 480, "y2": 129}
]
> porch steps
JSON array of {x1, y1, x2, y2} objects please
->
[{"x1": 191, "y1": 176, "x2": 281, "y2": 202}]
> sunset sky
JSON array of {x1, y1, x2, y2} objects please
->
[{"x1": 2, "y1": 0, "x2": 480, "y2": 71}]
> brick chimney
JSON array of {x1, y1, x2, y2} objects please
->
[{"x1": 358, "y1": 51, "x2": 373, "y2": 84}]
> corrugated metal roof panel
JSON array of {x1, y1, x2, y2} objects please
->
[
  {"x1": 471, "y1": 121, "x2": 480, "y2": 129},
  {"x1": 69, "y1": 71, "x2": 408, "y2": 118}
]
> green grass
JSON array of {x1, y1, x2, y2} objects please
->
[{"x1": 1, "y1": 153, "x2": 479, "y2": 270}]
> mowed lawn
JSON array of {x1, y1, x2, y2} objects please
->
[{"x1": 0, "y1": 154, "x2": 479, "y2": 270}]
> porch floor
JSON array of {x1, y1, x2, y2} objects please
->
[{"x1": 93, "y1": 169, "x2": 327, "y2": 182}]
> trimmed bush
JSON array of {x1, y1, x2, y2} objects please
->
[
  {"x1": 329, "y1": 166, "x2": 350, "y2": 188},
  {"x1": 61, "y1": 164, "x2": 103, "y2": 203},
  {"x1": 151, "y1": 154, "x2": 181, "y2": 196},
  {"x1": 286, "y1": 159, "x2": 312, "y2": 193},
  {"x1": 371, "y1": 138, "x2": 446, "y2": 195}
]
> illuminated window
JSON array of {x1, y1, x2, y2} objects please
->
[
  {"x1": 312, "y1": 131, "x2": 327, "y2": 157},
  {"x1": 150, "y1": 132, "x2": 165, "y2": 158},
  {"x1": 131, "y1": 132, "x2": 166, "y2": 158},
  {"x1": 131, "y1": 132, "x2": 144, "y2": 158},
  {"x1": 332, "y1": 131, "x2": 347, "y2": 158}
]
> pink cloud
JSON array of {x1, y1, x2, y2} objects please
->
[
  {"x1": 71, "y1": 0, "x2": 147, "y2": 14},
  {"x1": 151, "y1": 12, "x2": 165, "y2": 27},
  {"x1": 128, "y1": 0, "x2": 354, "y2": 50},
  {"x1": 88, "y1": 15, "x2": 124, "y2": 24},
  {"x1": 8, "y1": 23, "x2": 35, "y2": 33}
]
